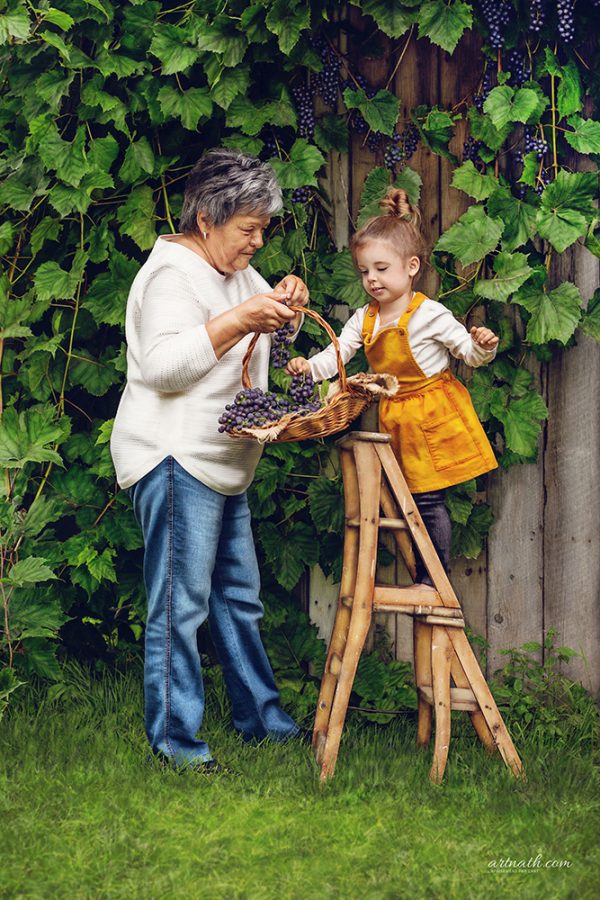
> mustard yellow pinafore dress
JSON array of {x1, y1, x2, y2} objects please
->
[{"x1": 362, "y1": 292, "x2": 498, "y2": 493}]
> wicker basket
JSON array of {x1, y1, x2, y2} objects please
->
[{"x1": 228, "y1": 305, "x2": 380, "y2": 443}]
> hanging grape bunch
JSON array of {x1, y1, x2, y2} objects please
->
[
  {"x1": 271, "y1": 321, "x2": 296, "y2": 368},
  {"x1": 314, "y1": 44, "x2": 341, "y2": 108},
  {"x1": 528, "y1": 0, "x2": 547, "y2": 33},
  {"x1": 384, "y1": 125, "x2": 420, "y2": 171},
  {"x1": 292, "y1": 84, "x2": 315, "y2": 140},
  {"x1": 556, "y1": 0, "x2": 575, "y2": 42},
  {"x1": 478, "y1": 0, "x2": 513, "y2": 48}
]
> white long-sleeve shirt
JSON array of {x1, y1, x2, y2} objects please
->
[
  {"x1": 308, "y1": 298, "x2": 497, "y2": 382},
  {"x1": 110, "y1": 235, "x2": 277, "y2": 493}
]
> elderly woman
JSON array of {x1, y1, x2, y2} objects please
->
[{"x1": 110, "y1": 149, "x2": 308, "y2": 771}]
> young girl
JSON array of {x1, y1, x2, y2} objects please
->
[{"x1": 286, "y1": 188, "x2": 499, "y2": 587}]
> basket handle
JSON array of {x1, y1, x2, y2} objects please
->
[{"x1": 240, "y1": 305, "x2": 348, "y2": 393}]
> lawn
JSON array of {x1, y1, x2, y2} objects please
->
[{"x1": 1, "y1": 665, "x2": 598, "y2": 900}]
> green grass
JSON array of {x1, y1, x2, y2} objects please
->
[{"x1": 1, "y1": 665, "x2": 599, "y2": 900}]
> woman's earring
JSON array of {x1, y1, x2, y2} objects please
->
[{"x1": 202, "y1": 231, "x2": 207, "y2": 240}]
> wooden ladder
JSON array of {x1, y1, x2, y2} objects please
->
[{"x1": 312, "y1": 431, "x2": 524, "y2": 784}]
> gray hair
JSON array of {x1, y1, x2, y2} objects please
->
[{"x1": 179, "y1": 148, "x2": 283, "y2": 232}]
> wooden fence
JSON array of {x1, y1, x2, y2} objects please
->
[{"x1": 308, "y1": 17, "x2": 600, "y2": 696}]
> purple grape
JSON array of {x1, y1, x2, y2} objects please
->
[
  {"x1": 292, "y1": 84, "x2": 315, "y2": 140},
  {"x1": 529, "y1": 0, "x2": 547, "y2": 33}
]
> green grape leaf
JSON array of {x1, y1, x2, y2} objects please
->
[
  {"x1": 226, "y1": 91, "x2": 297, "y2": 136},
  {"x1": 490, "y1": 390, "x2": 548, "y2": 458},
  {"x1": 357, "y1": 0, "x2": 415, "y2": 38},
  {"x1": 0, "y1": 406, "x2": 71, "y2": 469},
  {"x1": 451, "y1": 161, "x2": 498, "y2": 200},
  {"x1": 221, "y1": 134, "x2": 264, "y2": 155},
  {"x1": 467, "y1": 106, "x2": 511, "y2": 152},
  {"x1": 468, "y1": 367, "x2": 501, "y2": 422},
  {"x1": 0, "y1": 221, "x2": 14, "y2": 254},
  {"x1": 484, "y1": 86, "x2": 546, "y2": 130},
  {"x1": 536, "y1": 170, "x2": 597, "y2": 252},
  {"x1": 416, "y1": 106, "x2": 457, "y2": 160},
  {"x1": 343, "y1": 86, "x2": 400, "y2": 137},
  {"x1": 329, "y1": 249, "x2": 366, "y2": 308},
  {"x1": 417, "y1": 0, "x2": 473, "y2": 54},
  {"x1": 513, "y1": 281, "x2": 582, "y2": 345},
  {"x1": 88, "y1": 135, "x2": 119, "y2": 173},
  {"x1": 84, "y1": 251, "x2": 137, "y2": 327},
  {"x1": 252, "y1": 235, "x2": 292, "y2": 279},
  {"x1": 4, "y1": 556, "x2": 56, "y2": 587},
  {"x1": 149, "y1": 25, "x2": 199, "y2": 75},
  {"x1": 308, "y1": 477, "x2": 345, "y2": 534},
  {"x1": 435, "y1": 205, "x2": 503, "y2": 266},
  {"x1": 474, "y1": 252, "x2": 533, "y2": 302},
  {"x1": 557, "y1": 60, "x2": 583, "y2": 119},
  {"x1": 269, "y1": 139, "x2": 325, "y2": 189},
  {"x1": 29, "y1": 217, "x2": 62, "y2": 256},
  {"x1": 20, "y1": 639, "x2": 61, "y2": 680},
  {"x1": 116, "y1": 186, "x2": 157, "y2": 250},
  {"x1": 0, "y1": 5, "x2": 32, "y2": 43},
  {"x1": 210, "y1": 67, "x2": 250, "y2": 110},
  {"x1": 314, "y1": 114, "x2": 349, "y2": 154},
  {"x1": 579, "y1": 289, "x2": 600, "y2": 342},
  {"x1": 265, "y1": 0, "x2": 310, "y2": 55},
  {"x1": 487, "y1": 186, "x2": 538, "y2": 251},
  {"x1": 69, "y1": 349, "x2": 122, "y2": 397},
  {"x1": 8, "y1": 593, "x2": 67, "y2": 639},
  {"x1": 564, "y1": 116, "x2": 600, "y2": 154},
  {"x1": 118, "y1": 136, "x2": 155, "y2": 184},
  {"x1": 157, "y1": 84, "x2": 213, "y2": 131}
]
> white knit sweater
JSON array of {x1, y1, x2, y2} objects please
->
[
  {"x1": 110, "y1": 236, "x2": 276, "y2": 494},
  {"x1": 308, "y1": 298, "x2": 497, "y2": 382}
]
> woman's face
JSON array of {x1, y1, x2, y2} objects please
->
[{"x1": 204, "y1": 212, "x2": 271, "y2": 274}]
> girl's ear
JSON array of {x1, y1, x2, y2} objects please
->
[{"x1": 408, "y1": 255, "x2": 421, "y2": 277}]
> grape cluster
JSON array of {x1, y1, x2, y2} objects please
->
[
  {"x1": 474, "y1": 68, "x2": 493, "y2": 112},
  {"x1": 528, "y1": 0, "x2": 547, "y2": 33},
  {"x1": 505, "y1": 50, "x2": 531, "y2": 87},
  {"x1": 463, "y1": 135, "x2": 484, "y2": 164},
  {"x1": 523, "y1": 128, "x2": 548, "y2": 160},
  {"x1": 292, "y1": 84, "x2": 315, "y2": 140},
  {"x1": 478, "y1": 0, "x2": 512, "y2": 49},
  {"x1": 292, "y1": 186, "x2": 311, "y2": 204},
  {"x1": 262, "y1": 134, "x2": 279, "y2": 159},
  {"x1": 218, "y1": 377, "x2": 320, "y2": 434},
  {"x1": 289, "y1": 373, "x2": 320, "y2": 411},
  {"x1": 314, "y1": 46, "x2": 341, "y2": 108},
  {"x1": 557, "y1": 0, "x2": 575, "y2": 42},
  {"x1": 534, "y1": 168, "x2": 551, "y2": 196},
  {"x1": 271, "y1": 321, "x2": 296, "y2": 368},
  {"x1": 384, "y1": 125, "x2": 419, "y2": 170}
]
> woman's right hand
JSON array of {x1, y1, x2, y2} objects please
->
[
  {"x1": 286, "y1": 356, "x2": 311, "y2": 376},
  {"x1": 235, "y1": 291, "x2": 297, "y2": 334}
]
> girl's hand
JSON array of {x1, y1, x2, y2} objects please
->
[
  {"x1": 470, "y1": 326, "x2": 499, "y2": 350},
  {"x1": 275, "y1": 274, "x2": 309, "y2": 307},
  {"x1": 286, "y1": 356, "x2": 311, "y2": 376}
]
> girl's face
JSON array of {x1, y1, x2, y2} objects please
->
[{"x1": 355, "y1": 240, "x2": 420, "y2": 305}]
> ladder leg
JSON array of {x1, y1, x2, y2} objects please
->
[
  {"x1": 320, "y1": 442, "x2": 381, "y2": 781},
  {"x1": 448, "y1": 629, "x2": 524, "y2": 777},
  {"x1": 413, "y1": 619, "x2": 433, "y2": 747},
  {"x1": 450, "y1": 652, "x2": 497, "y2": 754},
  {"x1": 430, "y1": 626, "x2": 453, "y2": 784},
  {"x1": 313, "y1": 447, "x2": 360, "y2": 759}
]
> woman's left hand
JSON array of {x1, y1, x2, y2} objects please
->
[{"x1": 275, "y1": 275, "x2": 309, "y2": 307}]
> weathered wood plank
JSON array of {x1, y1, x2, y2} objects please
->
[{"x1": 544, "y1": 238, "x2": 600, "y2": 696}]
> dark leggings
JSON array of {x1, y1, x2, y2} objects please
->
[{"x1": 412, "y1": 490, "x2": 452, "y2": 585}]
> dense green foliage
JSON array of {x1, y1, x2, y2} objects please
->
[{"x1": 1, "y1": 0, "x2": 599, "y2": 710}]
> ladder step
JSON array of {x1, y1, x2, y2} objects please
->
[
  {"x1": 373, "y1": 585, "x2": 462, "y2": 610},
  {"x1": 419, "y1": 685, "x2": 479, "y2": 712},
  {"x1": 422, "y1": 615, "x2": 465, "y2": 627},
  {"x1": 374, "y1": 603, "x2": 464, "y2": 618},
  {"x1": 373, "y1": 585, "x2": 441, "y2": 607},
  {"x1": 347, "y1": 516, "x2": 408, "y2": 531}
]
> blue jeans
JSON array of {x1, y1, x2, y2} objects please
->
[{"x1": 129, "y1": 457, "x2": 298, "y2": 765}]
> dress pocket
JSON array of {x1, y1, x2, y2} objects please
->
[{"x1": 421, "y1": 412, "x2": 480, "y2": 471}]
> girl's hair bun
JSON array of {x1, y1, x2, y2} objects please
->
[{"x1": 380, "y1": 188, "x2": 421, "y2": 227}]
